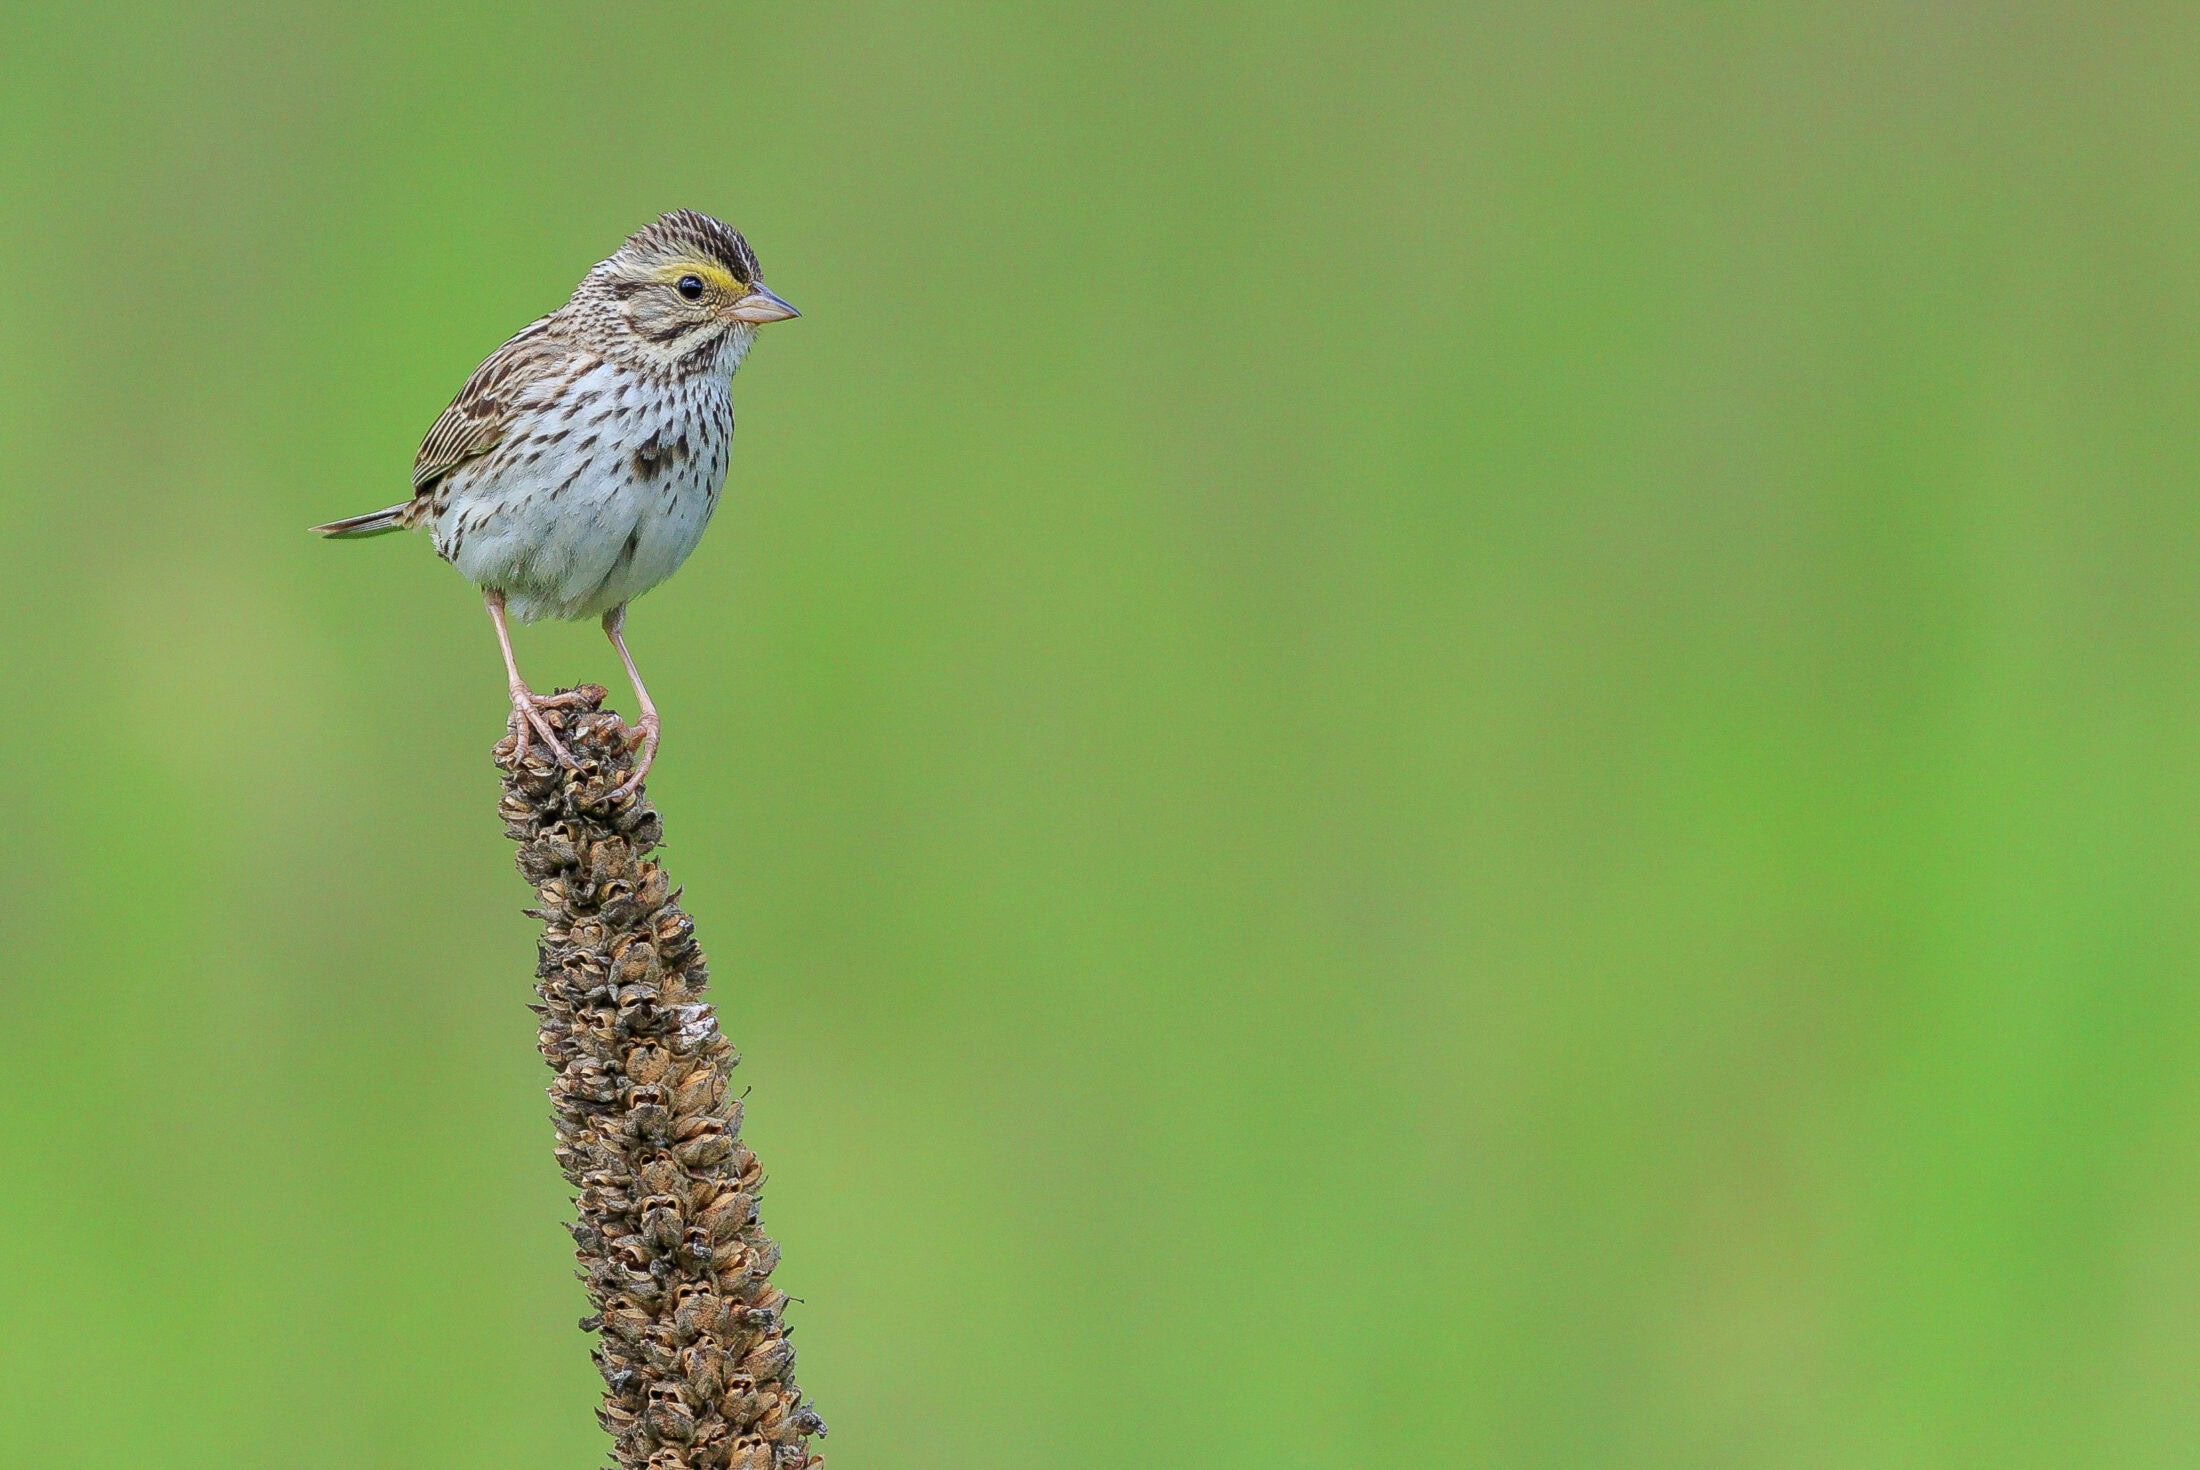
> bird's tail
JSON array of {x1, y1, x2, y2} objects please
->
[{"x1": 311, "y1": 503, "x2": 411, "y2": 538}]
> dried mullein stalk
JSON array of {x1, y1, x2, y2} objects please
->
[{"x1": 495, "y1": 687, "x2": 826, "y2": 1470}]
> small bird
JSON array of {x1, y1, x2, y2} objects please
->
[{"x1": 314, "y1": 210, "x2": 798, "y2": 797}]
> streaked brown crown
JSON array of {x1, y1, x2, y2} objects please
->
[{"x1": 615, "y1": 209, "x2": 761, "y2": 287}]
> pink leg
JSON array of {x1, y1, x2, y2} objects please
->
[
  {"x1": 487, "y1": 588, "x2": 584, "y2": 767},
  {"x1": 602, "y1": 602, "x2": 660, "y2": 799}
]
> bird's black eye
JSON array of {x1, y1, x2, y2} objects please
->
[{"x1": 676, "y1": 275, "x2": 705, "y2": 300}]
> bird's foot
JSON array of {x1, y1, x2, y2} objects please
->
[
  {"x1": 607, "y1": 711, "x2": 661, "y2": 802},
  {"x1": 508, "y1": 682, "x2": 590, "y2": 769}
]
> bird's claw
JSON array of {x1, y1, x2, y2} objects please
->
[
  {"x1": 607, "y1": 713, "x2": 661, "y2": 802},
  {"x1": 509, "y1": 684, "x2": 582, "y2": 769}
]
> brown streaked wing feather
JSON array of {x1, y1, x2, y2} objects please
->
[{"x1": 412, "y1": 317, "x2": 595, "y2": 495}]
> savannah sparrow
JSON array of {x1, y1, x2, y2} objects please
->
[{"x1": 314, "y1": 210, "x2": 799, "y2": 798}]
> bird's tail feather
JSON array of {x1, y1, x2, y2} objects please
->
[{"x1": 312, "y1": 503, "x2": 410, "y2": 538}]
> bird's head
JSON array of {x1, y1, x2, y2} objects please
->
[{"x1": 584, "y1": 209, "x2": 798, "y2": 373}]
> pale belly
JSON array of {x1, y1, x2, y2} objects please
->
[{"x1": 431, "y1": 367, "x2": 733, "y2": 623}]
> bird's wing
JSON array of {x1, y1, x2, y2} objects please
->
[{"x1": 412, "y1": 317, "x2": 595, "y2": 495}]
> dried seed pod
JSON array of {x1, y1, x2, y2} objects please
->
[
  {"x1": 626, "y1": 1084, "x2": 673, "y2": 1138},
  {"x1": 674, "y1": 1067, "x2": 724, "y2": 1116},
  {"x1": 590, "y1": 837, "x2": 636, "y2": 885},
  {"x1": 680, "y1": 1339, "x2": 727, "y2": 1403},
  {"x1": 644, "y1": 1382, "x2": 697, "y2": 1443},
  {"x1": 636, "y1": 1326, "x2": 683, "y2": 1375},
  {"x1": 718, "y1": 1373, "x2": 763, "y2": 1427},
  {"x1": 680, "y1": 1226, "x2": 719, "y2": 1273},
  {"x1": 516, "y1": 844, "x2": 565, "y2": 884},
  {"x1": 691, "y1": 1416, "x2": 733, "y2": 1462},
  {"x1": 653, "y1": 908, "x2": 696, "y2": 958},
  {"x1": 600, "y1": 882, "x2": 646, "y2": 930},
  {"x1": 727, "y1": 1435, "x2": 773, "y2": 1470},
  {"x1": 578, "y1": 1184, "x2": 634, "y2": 1217},
  {"x1": 596, "y1": 1351, "x2": 642, "y2": 1401},
  {"x1": 672, "y1": 1282, "x2": 721, "y2": 1341},
  {"x1": 739, "y1": 1337, "x2": 794, "y2": 1381},
  {"x1": 613, "y1": 937, "x2": 663, "y2": 989},
  {"x1": 751, "y1": 1391, "x2": 790, "y2": 1437},
  {"x1": 673, "y1": 1120, "x2": 733, "y2": 1168},
  {"x1": 637, "y1": 1155, "x2": 685, "y2": 1197},
  {"x1": 629, "y1": 1106, "x2": 675, "y2": 1146},
  {"x1": 711, "y1": 1239, "x2": 757, "y2": 1288},
  {"x1": 666, "y1": 1004, "x2": 715, "y2": 1051},
  {"x1": 699, "y1": 1190, "x2": 757, "y2": 1242},
  {"x1": 730, "y1": 1148, "x2": 763, "y2": 1193},
  {"x1": 564, "y1": 1061, "x2": 622, "y2": 1104},
  {"x1": 626, "y1": 1043, "x2": 672, "y2": 1085},
  {"x1": 601, "y1": 1301, "x2": 653, "y2": 1343},
  {"x1": 616, "y1": 991, "x2": 664, "y2": 1034},
  {"x1": 739, "y1": 1285, "x2": 789, "y2": 1322},
  {"x1": 640, "y1": 1195, "x2": 686, "y2": 1252},
  {"x1": 586, "y1": 1257, "x2": 647, "y2": 1300}
]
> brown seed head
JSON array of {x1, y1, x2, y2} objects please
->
[{"x1": 500, "y1": 692, "x2": 818, "y2": 1469}]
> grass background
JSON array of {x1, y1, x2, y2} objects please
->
[{"x1": 6, "y1": 3, "x2": 2200, "y2": 1465}]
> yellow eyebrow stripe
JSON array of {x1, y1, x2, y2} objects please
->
[{"x1": 656, "y1": 262, "x2": 743, "y2": 295}]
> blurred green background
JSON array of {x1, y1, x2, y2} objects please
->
[{"x1": 5, "y1": 3, "x2": 2200, "y2": 1465}]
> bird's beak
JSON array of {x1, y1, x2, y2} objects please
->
[{"x1": 725, "y1": 284, "x2": 800, "y2": 324}]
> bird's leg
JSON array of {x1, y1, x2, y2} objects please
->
[
  {"x1": 486, "y1": 588, "x2": 582, "y2": 768},
  {"x1": 602, "y1": 602, "x2": 660, "y2": 800}
]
